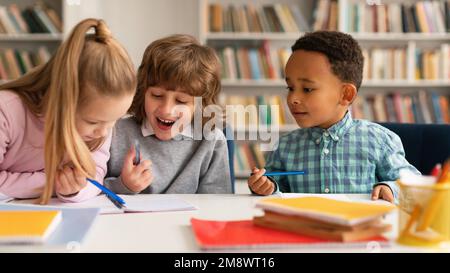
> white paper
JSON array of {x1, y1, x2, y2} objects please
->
[
  {"x1": 0, "y1": 193, "x2": 13, "y2": 203},
  {"x1": 45, "y1": 194, "x2": 197, "y2": 214}
]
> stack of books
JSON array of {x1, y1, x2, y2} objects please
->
[{"x1": 254, "y1": 197, "x2": 396, "y2": 242}]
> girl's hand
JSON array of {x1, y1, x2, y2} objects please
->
[
  {"x1": 121, "y1": 146, "x2": 153, "y2": 193},
  {"x1": 248, "y1": 167, "x2": 275, "y2": 196},
  {"x1": 55, "y1": 166, "x2": 88, "y2": 197}
]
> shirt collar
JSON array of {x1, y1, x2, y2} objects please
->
[
  {"x1": 141, "y1": 119, "x2": 194, "y2": 139},
  {"x1": 307, "y1": 111, "x2": 353, "y2": 144}
]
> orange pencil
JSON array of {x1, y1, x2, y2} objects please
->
[{"x1": 416, "y1": 159, "x2": 450, "y2": 232}]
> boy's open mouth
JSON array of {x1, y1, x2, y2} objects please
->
[
  {"x1": 293, "y1": 111, "x2": 308, "y2": 116},
  {"x1": 156, "y1": 117, "x2": 176, "y2": 131}
]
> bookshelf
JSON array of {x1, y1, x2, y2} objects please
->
[
  {"x1": 199, "y1": 0, "x2": 450, "y2": 178},
  {"x1": 0, "y1": 0, "x2": 64, "y2": 84}
]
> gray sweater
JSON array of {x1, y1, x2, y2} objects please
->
[{"x1": 104, "y1": 117, "x2": 232, "y2": 194}]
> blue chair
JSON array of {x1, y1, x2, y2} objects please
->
[
  {"x1": 224, "y1": 127, "x2": 235, "y2": 193},
  {"x1": 378, "y1": 123, "x2": 450, "y2": 174}
]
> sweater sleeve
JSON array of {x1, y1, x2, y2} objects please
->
[
  {"x1": 197, "y1": 138, "x2": 232, "y2": 194},
  {"x1": 0, "y1": 100, "x2": 47, "y2": 198}
]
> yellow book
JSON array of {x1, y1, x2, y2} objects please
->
[
  {"x1": 0, "y1": 210, "x2": 62, "y2": 244},
  {"x1": 256, "y1": 197, "x2": 396, "y2": 227}
]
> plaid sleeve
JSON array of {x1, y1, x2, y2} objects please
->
[
  {"x1": 375, "y1": 131, "x2": 421, "y2": 200},
  {"x1": 264, "y1": 142, "x2": 290, "y2": 193}
]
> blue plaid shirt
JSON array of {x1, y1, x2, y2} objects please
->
[{"x1": 265, "y1": 111, "x2": 420, "y2": 199}]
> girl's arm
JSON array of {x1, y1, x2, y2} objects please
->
[
  {"x1": 0, "y1": 104, "x2": 47, "y2": 198},
  {"x1": 57, "y1": 133, "x2": 113, "y2": 203}
]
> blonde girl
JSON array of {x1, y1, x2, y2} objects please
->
[{"x1": 0, "y1": 18, "x2": 136, "y2": 204}]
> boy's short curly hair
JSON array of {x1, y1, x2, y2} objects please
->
[
  {"x1": 291, "y1": 31, "x2": 364, "y2": 90},
  {"x1": 130, "y1": 34, "x2": 222, "y2": 125}
]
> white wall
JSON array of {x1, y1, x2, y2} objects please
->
[{"x1": 64, "y1": 0, "x2": 199, "y2": 67}]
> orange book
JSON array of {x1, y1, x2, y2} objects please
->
[{"x1": 0, "y1": 210, "x2": 62, "y2": 244}]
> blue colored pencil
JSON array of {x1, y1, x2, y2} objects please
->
[
  {"x1": 86, "y1": 178, "x2": 126, "y2": 208},
  {"x1": 263, "y1": 171, "x2": 306, "y2": 176}
]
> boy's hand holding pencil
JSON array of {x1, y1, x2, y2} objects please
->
[
  {"x1": 121, "y1": 142, "x2": 153, "y2": 193},
  {"x1": 248, "y1": 167, "x2": 275, "y2": 196}
]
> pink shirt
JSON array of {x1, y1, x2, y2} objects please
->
[{"x1": 0, "y1": 90, "x2": 111, "y2": 202}]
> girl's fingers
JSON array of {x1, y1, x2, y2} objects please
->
[
  {"x1": 73, "y1": 168, "x2": 87, "y2": 188},
  {"x1": 58, "y1": 171, "x2": 72, "y2": 194}
]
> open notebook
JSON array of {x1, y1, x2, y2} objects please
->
[
  {"x1": 0, "y1": 193, "x2": 13, "y2": 203},
  {"x1": 0, "y1": 210, "x2": 62, "y2": 244},
  {"x1": 43, "y1": 194, "x2": 197, "y2": 214}
]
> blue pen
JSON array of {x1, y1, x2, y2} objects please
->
[
  {"x1": 264, "y1": 171, "x2": 306, "y2": 176},
  {"x1": 86, "y1": 178, "x2": 126, "y2": 208},
  {"x1": 133, "y1": 139, "x2": 140, "y2": 166},
  {"x1": 249, "y1": 170, "x2": 307, "y2": 176}
]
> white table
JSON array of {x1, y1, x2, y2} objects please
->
[{"x1": 1, "y1": 194, "x2": 444, "y2": 253}]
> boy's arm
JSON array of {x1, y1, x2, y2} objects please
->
[
  {"x1": 375, "y1": 132, "x2": 421, "y2": 200},
  {"x1": 250, "y1": 146, "x2": 289, "y2": 194},
  {"x1": 198, "y1": 139, "x2": 232, "y2": 193}
]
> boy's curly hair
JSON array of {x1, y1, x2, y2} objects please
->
[{"x1": 291, "y1": 31, "x2": 364, "y2": 90}]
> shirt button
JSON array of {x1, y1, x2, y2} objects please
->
[
  {"x1": 323, "y1": 148, "x2": 329, "y2": 155},
  {"x1": 335, "y1": 136, "x2": 339, "y2": 141},
  {"x1": 324, "y1": 188, "x2": 330, "y2": 193},
  {"x1": 324, "y1": 132, "x2": 329, "y2": 137},
  {"x1": 316, "y1": 139, "x2": 320, "y2": 144}
]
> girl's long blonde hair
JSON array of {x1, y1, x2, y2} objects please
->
[{"x1": 0, "y1": 19, "x2": 136, "y2": 204}]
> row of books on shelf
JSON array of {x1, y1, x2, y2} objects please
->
[
  {"x1": 415, "y1": 46, "x2": 450, "y2": 80},
  {"x1": 217, "y1": 42, "x2": 450, "y2": 81},
  {"x1": 224, "y1": 95, "x2": 295, "y2": 128},
  {"x1": 0, "y1": 47, "x2": 51, "y2": 80},
  {"x1": 234, "y1": 143, "x2": 266, "y2": 174},
  {"x1": 216, "y1": 42, "x2": 290, "y2": 80},
  {"x1": 312, "y1": 0, "x2": 339, "y2": 31},
  {"x1": 0, "y1": 3, "x2": 62, "y2": 35},
  {"x1": 208, "y1": 3, "x2": 309, "y2": 33},
  {"x1": 343, "y1": 0, "x2": 450, "y2": 33},
  {"x1": 363, "y1": 47, "x2": 407, "y2": 81},
  {"x1": 363, "y1": 45, "x2": 450, "y2": 81},
  {"x1": 352, "y1": 91, "x2": 450, "y2": 124}
]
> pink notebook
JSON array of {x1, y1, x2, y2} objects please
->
[{"x1": 191, "y1": 218, "x2": 390, "y2": 250}]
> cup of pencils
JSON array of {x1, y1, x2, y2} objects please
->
[{"x1": 397, "y1": 159, "x2": 450, "y2": 248}]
